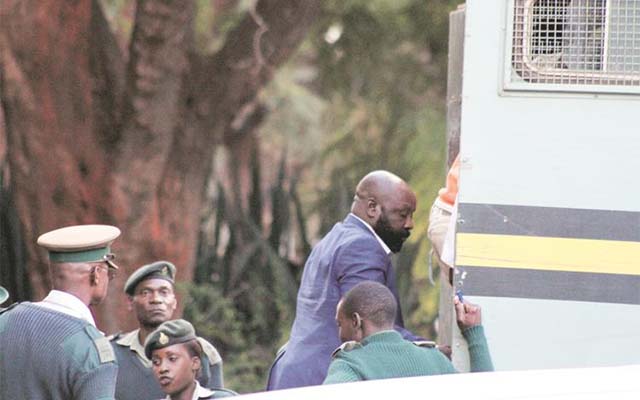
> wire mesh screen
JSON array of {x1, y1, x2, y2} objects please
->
[{"x1": 511, "y1": 0, "x2": 640, "y2": 87}]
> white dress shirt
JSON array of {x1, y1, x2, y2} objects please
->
[{"x1": 35, "y1": 289, "x2": 97, "y2": 327}]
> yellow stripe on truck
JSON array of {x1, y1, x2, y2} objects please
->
[{"x1": 456, "y1": 233, "x2": 640, "y2": 275}]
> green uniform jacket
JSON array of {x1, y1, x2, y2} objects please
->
[
  {"x1": 323, "y1": 326, "x2": 493, "y2": 384},
  {"x1": 0, "y1": 303, "x2": 118, "y2": 400}
]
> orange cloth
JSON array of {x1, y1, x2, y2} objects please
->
[{"x1": 437, "y1": 155, "x2": 460, "y2": 206}]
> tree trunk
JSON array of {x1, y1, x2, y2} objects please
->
[{"x1": 0, "y1": 0, "x2": 319, "y2": 332}]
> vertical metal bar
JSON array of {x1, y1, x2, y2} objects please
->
[
  {"x1": 446, "y1": 5, "x2": 466, "y2": 168},
  {"x1": 439, "y1": 2, "x2": 466, "y2": 358},
  {"x1": 603, "y1": 0, "x2": 611, "y2": 72}
]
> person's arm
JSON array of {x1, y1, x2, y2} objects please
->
[
  {"x1": 336, "y1": 237, "x2": 389, "y2": 295},
  {"x1": 72, "y1": 328, "x2": 118, "y2": 400},
  {"x1": 74, "y1": 363, "x2": 119, "y2": 400},
  {"x1": 454, "y1": 297, "x2": 494, "y2": 372},
  {"x1": 323, "y1": 359, "x2": 361, "y2": 384}
]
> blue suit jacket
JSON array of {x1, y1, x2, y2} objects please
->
[{"x1": 266, "y1": 214, "x2": 421, "y2": 390}]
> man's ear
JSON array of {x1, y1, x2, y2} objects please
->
[
  {"x1": 169, "y1": 292, "x2": 178, "y2": 313},
  {"x1": 126, "y1": 296, "x2": 134, "y2": 311},
  {"x1": 365, "y1": 198, "x2": 380, "y2": 219},
  {"x1": 191, "y1": 355, "x2": 202, "y2": 373},
  {"x1": 89, "y1": 266, "x2": 99, "y2": 286},
  {"x1": 352, "y1": 312, "x2": 362, "y2": 330}
]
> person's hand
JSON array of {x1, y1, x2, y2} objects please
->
[
  {"x1": 437, "y1": 345, "x2": 452, "y2": 360},
  {"x1": 454, "y1": 295, "x2": 482, "y2": 330}
]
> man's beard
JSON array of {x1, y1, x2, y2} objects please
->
[{"x1": 374, "y1": 213, "x2": 410, "y2": 253}]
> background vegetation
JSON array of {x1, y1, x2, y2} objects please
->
[
  {"x1": 177, "y1": 0, "x2": 458, "y2": 391},
  {"x1": 1, "y1": 0, "x2": 459, "y2": 393}
]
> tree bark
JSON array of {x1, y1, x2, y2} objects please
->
[{"x1": 0, "y1": 0, "x2": 319, "y2": 332}]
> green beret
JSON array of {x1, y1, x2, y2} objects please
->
[
  {"x1": 37, "y1": 224, "x2": 121, "y2": 268},
  {"x1": 144, "y1": 319, "x2": 197, "y2": 359},
  {"x1": 0, "y1": 286, "x2": 8, "y2": 305},
  {"x1": 124, "y1": 261, "x2": 176, "y2": 295}
]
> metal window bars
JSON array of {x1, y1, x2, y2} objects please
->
[{"x1": 511, "y1": 0, "x2": 640, "y2": 87}]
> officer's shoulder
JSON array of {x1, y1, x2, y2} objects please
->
[
  {"x1": 197, "y1": 336, "x2": 222, "y2": 364},
  {"x1": 331, "y1": 340, "x2": 362, "y2": 358},
  {"x1": 412, "y1": 340, "x2": 437, "y2": 349},
  {"x1": 0, "y1": 301, "x2": 19, "y2": 315},
  {"x1": 79, "y1": 325, "x2": 116, "y2": 364}
]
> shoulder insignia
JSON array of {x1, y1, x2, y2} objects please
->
[
  {"x1": 197, "y1": 337, "x2": 222, "y2": 364},
  {"x1": 0, "y1": 302, "x2": 19, "y2": 315},
  {"x1": 93, "y1": 336, "x2": 116, "y2": 363},
  {"x1": 412, "y1": 340, "x2": 437, "y2": 348},
  {"x1": 331, "y1": 341, "x2": 361, "y2": 358}
]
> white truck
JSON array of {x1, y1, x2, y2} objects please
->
[{"x1": 440, "y1": 0, "x2": 640, "y2": 371}]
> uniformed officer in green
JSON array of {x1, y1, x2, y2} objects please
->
[
  {"x1": 323, "y1": 281, "x2": 493, "y2": 384},
  {"x1": 111, "y1": 261, "x2": 224, "y2": 400},
  {"x1": 145, "y1": 319, "x2": 237, "y2": 399},
  {"x1": 0, "y1": 224, "x2": 120, "y2": 400}
]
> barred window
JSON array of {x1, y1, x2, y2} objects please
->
[{"x1": 510, "y1": 0, "x2": 640, "y2": 88}]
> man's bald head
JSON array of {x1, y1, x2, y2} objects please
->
[
  {"x1": 352, "y1": 170, "x2": 412, "y2": 206},
  {"x1": 351, "y1": 170, "x2": 416, "y2": 253}
]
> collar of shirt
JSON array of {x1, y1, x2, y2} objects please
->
[
  {"x1": 116, "y1": 329, "x2": 151, "y2": 367},
  {"x1": 349, "y1": 213, "x2": 391, "y2": 255},
  {"x1": 164, "y1": 381, "x2": 215, "y2": 400},
  {"x1": 35, "y1": 289, "x2": 96, "y2": 327}
]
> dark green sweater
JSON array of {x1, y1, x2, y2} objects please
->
[
  {"x1": 0, "y1": 303, "x2": 118, "y2": 399},
  {"x1": 323, "y1": 326, "x2": 493, "y2": 384}
]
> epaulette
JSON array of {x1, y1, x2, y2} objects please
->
[
  {"x1": 94, "y1": 335, "x2": 116, "y2": 363},
  {"x1": 0, "y1": 302, "x2": 19, "y2": 315},
  {"x1": 412, "y1": 340, "x2": 437, "y2": 348},
  {"x1": 331, "y1": 340, "x2": 362, "y2": 358},
  {"x1": 85, "y1": 326, "x2": 116, "y2": 364},
  {"x1": 197, "y1": 337, "x2": 222, "y2": 365}
]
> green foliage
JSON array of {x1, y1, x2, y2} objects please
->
[
  {"x1": 181, "y1": 283, "x2": 245, "y2": 351},
  {"x1": 194, "y1": 0, "x2": 250, "y2": 54},
  {"x1": 186, "y1": 0, "x2": 458, "y2": 392},
  {"x1": 181, "y1": 282, "x2": 277, "y2": 393}
]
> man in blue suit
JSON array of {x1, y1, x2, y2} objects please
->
[{"x1": 267, "y1": 170, "x2": 422, "y2": 390}]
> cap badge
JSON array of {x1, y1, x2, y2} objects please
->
[
  {"x1": 159, "y1": 332, "x2": 169, "y2": 345},
  {"x1": 161, "y1": 266, "x2": 168, "y2": 276}
]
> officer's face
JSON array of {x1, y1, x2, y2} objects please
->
[
  {"x1": 90, "y1": 262, "x2": 116, "y2": 306},
  {"x1": 128, "y1": 278, "x2": 177, "y2": 329},
  {"x1": 151, "y1": 343, "x2": 200, "y2": 396},
  {"x1": 373, "y1": 190, "x2": 416, "y2": 253},
  {"x1": 335, "y1": 301, "x2": 360, "y2": 343}
]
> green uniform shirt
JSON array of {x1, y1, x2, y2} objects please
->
[{"x1": 323, "y1": 326, "x2": 493, "y2": 384}]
